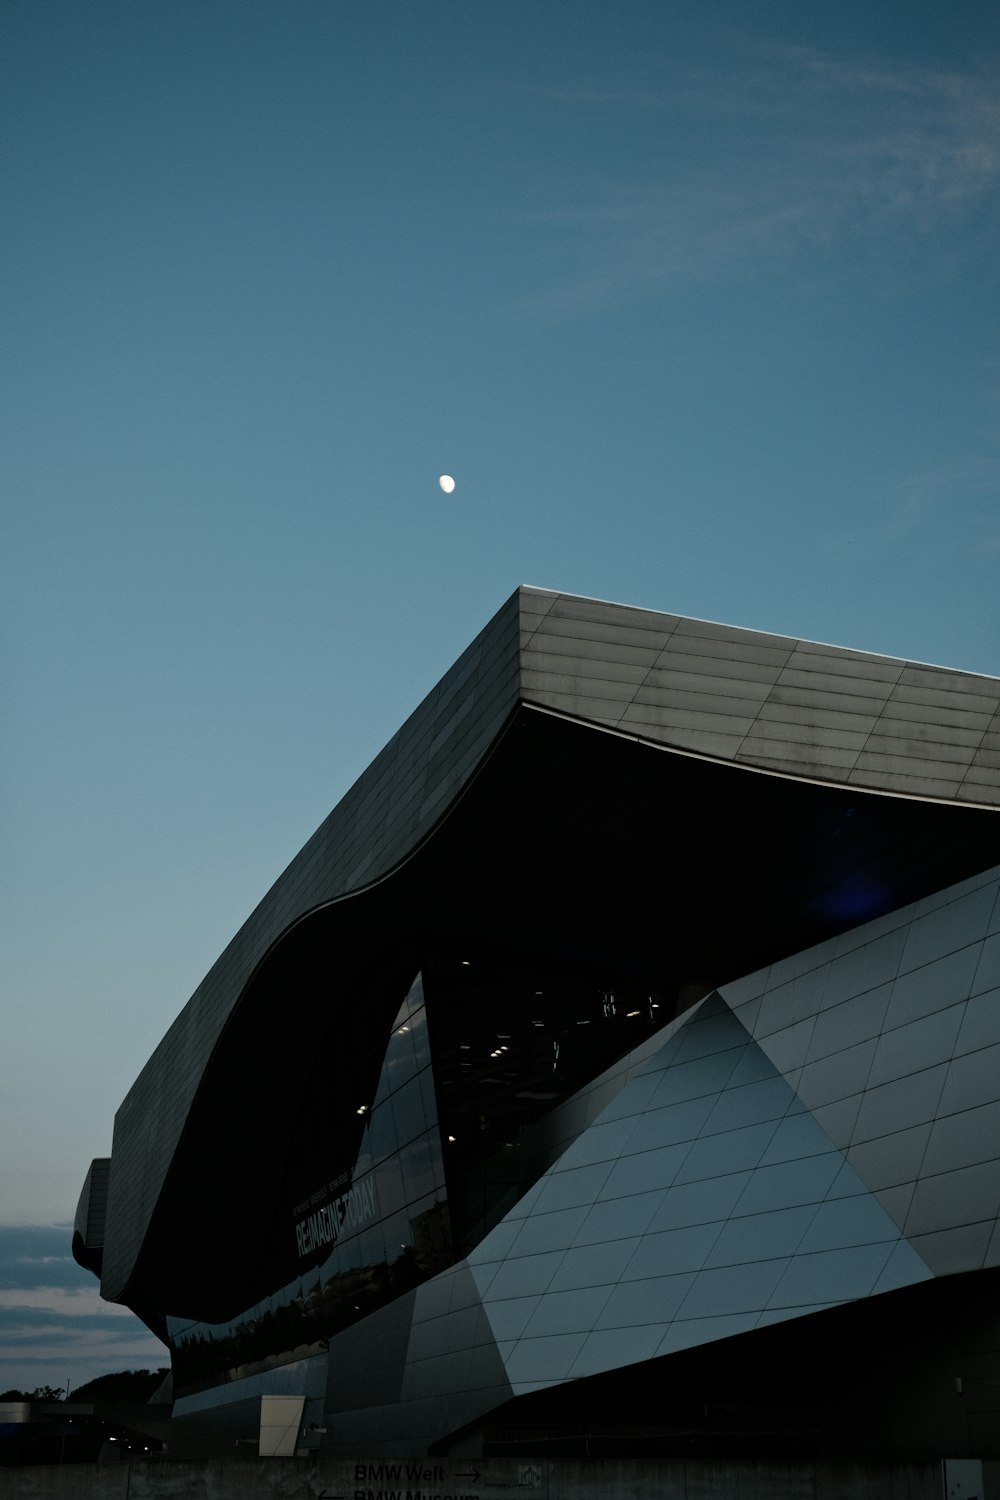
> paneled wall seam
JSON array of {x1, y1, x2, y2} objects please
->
[
  {"x1": 959, "y1": 706, "x2": 1000, "y2": 800},
  {"x1": 841, "y1": 922, "x2": 923, "y2": 1151},
  {"x1": 905, "y1": 974, "x2": 985, "y2": 1200},
  {"x1": 733, "y1": 641, "x2": 858, "y2": 775},
  {"x1": 609, "y1": 610, "x2": 686, "y2": 732}
]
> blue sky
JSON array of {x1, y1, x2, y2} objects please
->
[{"x1": 2, "y1": 0, "x2": 998, "y2": 1390}]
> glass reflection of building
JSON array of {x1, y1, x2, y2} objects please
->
[{"x1": 168, "y1": 975, "x2": 446, "y2": 1393}]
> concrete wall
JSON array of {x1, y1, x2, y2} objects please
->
[{"x1": 0, "y1": 1455, "x2": 978, "y2": 1500}]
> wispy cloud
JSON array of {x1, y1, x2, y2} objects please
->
[
  {"x1": 822, "y1": 446, "x2": 1000, "y2": 561},
  {"x1": 505, "y1": 41, "x2": 999, "y2": 316},
  {"x1": 0, "y1": 1224, "x2": 92, "y2": 1292},
  {"x1": 0, "y1": 1225, "x2": 164, "y2": 1392}
]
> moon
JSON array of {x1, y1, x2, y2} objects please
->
[{"x1": 438, "y1": 474, "x2": 456, "y2": 494}]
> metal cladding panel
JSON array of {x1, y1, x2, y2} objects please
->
[
  {"x1": 98, "y1": 587, "x2": 1000, "y2": 1315},
  {"x1": 73, "y1": 1158, "x2": 110, "y2": 1248},
  {"x1": 520, "y1": 590, "x2": 1000, "y2": 805},
  {"x1": 101, "y1": 591, "x2": 522, "y2": 1302},
  {"x1": 359, "y1": 866, "x2": 998, "y2": 1443}
]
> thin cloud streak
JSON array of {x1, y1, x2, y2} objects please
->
[
  {"x1": 1, "y1": 1315, "x2": 157, "y2": 1345},
  {"x1": 822, "y1": 448, "x2": 1000, "y2": 561},
  {"x1": 0, "y1": 1224, "x2": 91, "y2": 1292},
  {"x1": 506, "y1": 43, "x2": 999, "y2": 317},
  {"x1": 0, "y1": 1225, "x2": 165, "y2": 1390}
]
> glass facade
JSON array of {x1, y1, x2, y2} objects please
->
[
  {"x1": 166, "y1": 952, "x2": 676, "y2": 1396},
  {"x1": 168, "y1": 974, "x2": 450, "y2": 1395},
  {"x1": 423, "y1": 951, "x2": 674, "y2": 1255}
]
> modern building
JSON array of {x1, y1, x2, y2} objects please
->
[{"x1": 74, "y1": 586, "x2": 1000, "y2": 1459}]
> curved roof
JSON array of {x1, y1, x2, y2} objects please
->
[{"x1": 98, "y1": 587, "x2": 1000, "y2": 1307}]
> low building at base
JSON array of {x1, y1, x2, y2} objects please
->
[{"x1": 75, "y1": 587, "x2": 1000, "y2": 1458}]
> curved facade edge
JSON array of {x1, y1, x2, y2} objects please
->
[
  {"x1": 520, "y1": 590, "x2": 1000, "y2": 809},
  {"x1": 521, "y1": 698, "x2": 1000, "y2": 812},
  {"x1": 100, "y1": 589, "x2": 525, "y2": 1304},
  {"x1": 72, "y1": 1158, "x2": 110, "y2": 1279}
]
